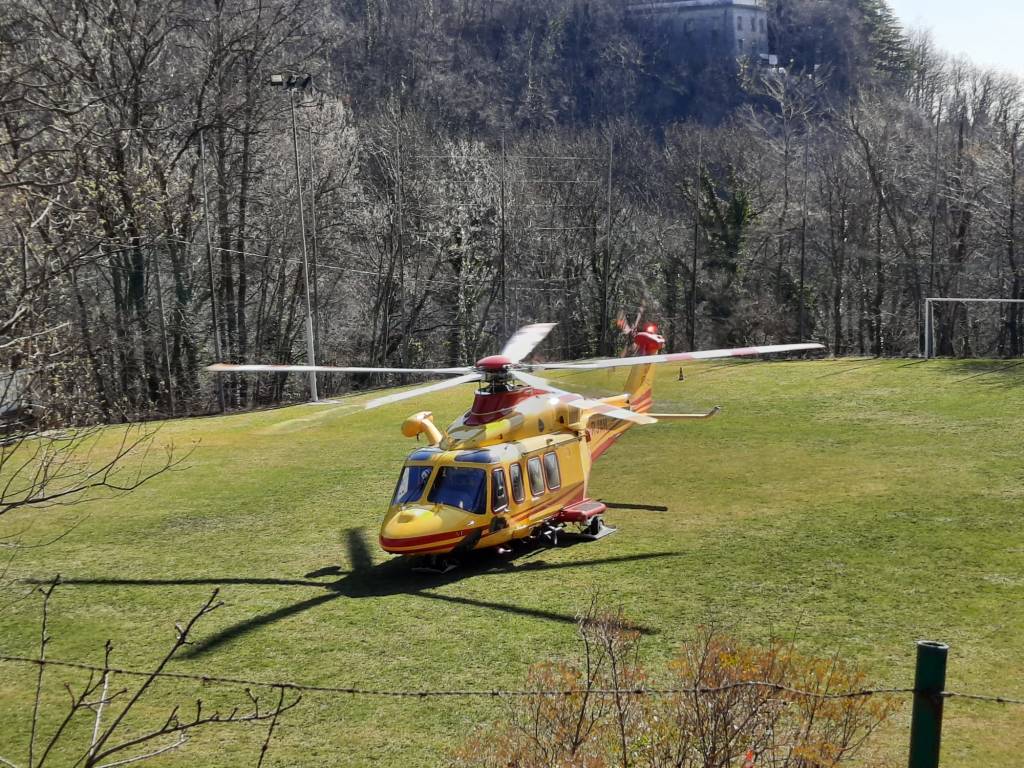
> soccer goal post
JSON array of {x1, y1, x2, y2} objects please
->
[{"x1": 923, "y1": 297, "x2": 1024, "y2": 359}]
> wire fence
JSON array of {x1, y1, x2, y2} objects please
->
[{"x1": 1, "y1": 653, "x2": 1022, "y2": 706}]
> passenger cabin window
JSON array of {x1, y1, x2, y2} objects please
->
[
  {"x1": 526, "y1": 456, "x2": 545, "y2": 497},
  {"x1": 427, "y1": 466, "x2": 487, "y2": 514},
  {"x1": 491, "y1": 468, "x2": 509, "y2": 512},
  {"x1": 509, "y1": 463, "x2": 525, "y2": 503},
  {"x1": 393, "y1": 466, "x2": 432, "y2": 504},
  {"x1": 542, "y1": 452, "x2": 561, "y2": 490}
]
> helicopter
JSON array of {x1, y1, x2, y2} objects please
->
[{"x1": 209, "y1": 324, "x2": 823, "y2": 565}]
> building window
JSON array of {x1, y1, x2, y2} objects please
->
[
  {"x1": 736, "y1": 15, "x2": 743, "y2": 30},
  {"x1": 760, "y1": 18, "x2": 766, "y2": 33}
]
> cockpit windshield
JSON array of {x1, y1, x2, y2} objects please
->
[
  {"x1": 427, "y1": 466, "x2": 487, "y2": 514},
  {"x1": 392, "y1": 465, "x2": 433, "y2": 505}
]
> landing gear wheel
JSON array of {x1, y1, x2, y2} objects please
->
[
  {"x1": 412, "y1": 555, "x2": 458, "y2": 574},
  {"x1": 540, "y1": 525, "x2": 560, "y2": 548},
  {"x1": 586, "y1": 516, "x2": 603, "y2": 537}
]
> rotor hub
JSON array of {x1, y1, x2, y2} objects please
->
[{"x1": 475, "y1": 354, "x2": 515, "y2": 374}]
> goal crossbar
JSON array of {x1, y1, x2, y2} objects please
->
[{"x1": 923, "y1": 297, "x2": 1024, "y2": 358}]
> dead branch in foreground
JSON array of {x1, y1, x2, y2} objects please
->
[
  {"x1": 1, "y1": 582, "x2": 299, "y2": 768},
  {"x1": 0, "y1": 423, "x2": 191, "y2": 520}
]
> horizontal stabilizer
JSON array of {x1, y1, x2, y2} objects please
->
[{"x1": 647, "y1": 406, "x2": 721, "y2": 421}]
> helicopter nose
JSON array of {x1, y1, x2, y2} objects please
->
[{"x1": 380, "y1": 506, "x2": 442, "y2": 542}]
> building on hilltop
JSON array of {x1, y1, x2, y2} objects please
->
[{"x1": 628, "y1": 0, "x2": 775, "y2": 64}]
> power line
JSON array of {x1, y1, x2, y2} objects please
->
[
  {"x1": 51, "y1": 236, "x2": 577, "y2": 292},
  {"x1": 409, "y1": 154, "x2": 600, "y2": 162}
]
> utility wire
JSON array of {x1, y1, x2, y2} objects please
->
[{"x1": 41, "y1": 237, "x2": 578, "y2": 292}]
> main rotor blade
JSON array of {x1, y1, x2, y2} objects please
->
[
  {"x1": 511, "y1": 369, "x2": 565, "y2": 394},
  {"x1": 537, "y1": 342, "x2": 825, "y2": 370},
  {"x1": 364, "y1": 372, "x2": 482, "y2": 410},
  {"x1": 207, "y1": 363, "x2": 473, "y2": 375},
  {"x1": 513, "y1": 371, "x2": 656, "y2": 426},
  {"x1": 500, "y1": 323, "x2": 556, "y2": 363}
]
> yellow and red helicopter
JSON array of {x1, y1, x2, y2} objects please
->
[{"x1": 210, "y1": 325, "x2": 822, "y2": 565}]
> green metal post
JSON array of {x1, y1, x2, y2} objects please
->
[{"x1": 908, "y1": 640, "x2": 948, "y2": 768}]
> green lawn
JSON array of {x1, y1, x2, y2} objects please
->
[{"x1": 1, "y1": 358, "x2": 1022, "y2": 766}]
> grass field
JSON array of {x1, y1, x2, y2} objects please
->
[{"x1": 1, "y1": 357, "x2": 1022, "y2": 766}]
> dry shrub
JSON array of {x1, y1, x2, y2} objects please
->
[{"x1": 452, "y1": 610, "x2": 898, "y2": 768}]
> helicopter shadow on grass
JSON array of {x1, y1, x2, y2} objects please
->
[
  {"x1": 49, "y1": 529, "x2": 678, "y2": 658},
  {"x1": 601, "y1": 501, "x2": 669, "y2": 512}
]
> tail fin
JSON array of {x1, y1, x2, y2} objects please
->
[{"x1": 625, "y1": 331, "x2": 665, "y2": 414}]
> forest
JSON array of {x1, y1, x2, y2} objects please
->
[{"x1": 2, "y1": 0, "x2": 1023, "y2": 424}]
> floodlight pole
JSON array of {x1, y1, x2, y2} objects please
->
[
  {"x1": 689, "y1": 130, "x2": 703, "y2": 351},
  {"x1": 272, "y1": 73, "x2": 318, "y2": 402},
  {"x1": 200, "y1": 131, "x2": 226, "y2": 413}
]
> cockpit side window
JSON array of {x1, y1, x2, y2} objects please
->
[
  {"x1": 491, "y1": 468, "x2": 509, "y2": 512},
  {"x1": 393, "y1": 465, "x2": 432, "y2": 505},
  {"x1": 509, "y1": 463, "x2": 525, "y2": 503},
  {"x1": 527, "y1": 456, "x2": 545, "y2": 497}
]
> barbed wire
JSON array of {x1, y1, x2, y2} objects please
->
[
  {"x1": 0, "y1": 652, "x2": 918, "y2": 700},
  {"x1": 5, "y1": 653, "x2": 1023, "y2": 706},
  {"x1": 940, "y1": 691, "x2": 1024, "y2": 706}
]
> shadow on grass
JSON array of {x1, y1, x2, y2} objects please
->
[
  {"x1": 942, "y1": 359, "x2": 1024, "y2": 386},
  {"x1": 44, "y1": 529, "x2": 677, "y2": 656},
  {"x1": 602, "y1": 501, "x2": 669, "y2": 512}
]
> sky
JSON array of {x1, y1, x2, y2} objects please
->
[{"x1": 887, "y1": 0, "x2": 1024, "y2": 77}]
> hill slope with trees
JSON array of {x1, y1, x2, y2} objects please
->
[{"x1": 2, "y1": 0, "x2": 1022, "y2": 423}]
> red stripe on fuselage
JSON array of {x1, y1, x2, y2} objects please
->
[{"x1": 380, "y1": 484, "x2": 584, "y2": 552}]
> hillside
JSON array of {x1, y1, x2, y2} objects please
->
[{"x1": 2, "y1": 0, "x2": 1022, "y2": 428}]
